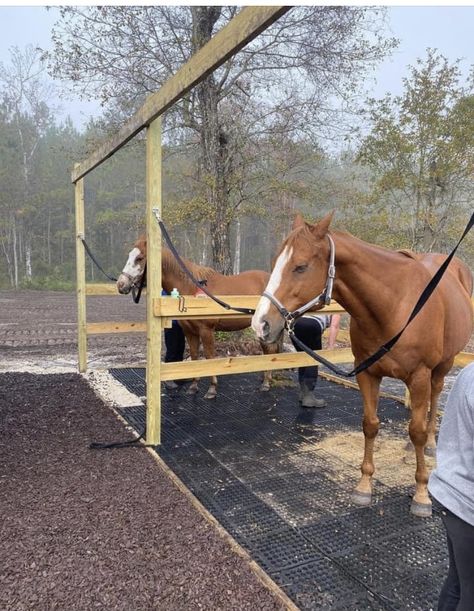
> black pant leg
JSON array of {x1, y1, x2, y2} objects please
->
[
  {"x1": 291, "y1": 317, "x2": 323, "y2": 387},
  {"x1": 164, "y1": 322, "x2": 185, "y2": 363},
  {"x1": 438, "y1": 507, "x2": 474, "y2": 611}
]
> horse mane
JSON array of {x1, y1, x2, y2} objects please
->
[
  {"x1": 397, "y1": 248, "x2": 419, "y2": 260},
  {"x1": 161, "y1": 247, "x2": 217, "y2": 289}
]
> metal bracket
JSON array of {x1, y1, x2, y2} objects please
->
[
  {"x1": 178, "y1": 296, "x2": 187, "y2": 312},
  {"x1": 151, "y1": 208, "x2": 161, "y2": 222}
]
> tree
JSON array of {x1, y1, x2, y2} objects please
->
[
  {"x1": 357, "y1": 49, "x2": 474, "y2": 252},
  {"x1": 0, "y1": 45, "x2": 56, "y2": 285},
  {"x1": 45, "y1": 6, "x2": 396, "y2": 272}
]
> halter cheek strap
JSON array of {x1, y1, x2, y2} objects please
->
[{"x1": 263, "y1": 234, "x2": 336, "y2": 328}]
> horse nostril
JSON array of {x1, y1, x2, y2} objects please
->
[{"x1": 262, "y1": 320, "x2": 270, "y2": 337}]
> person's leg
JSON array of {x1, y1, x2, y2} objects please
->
[
  {"x1": 164, "y1": 322, "x2": 186, "y2": 389},
  {"x1": 291, "y1": 317, "x2": 325, "y2": 408},
  {"x1": 438, "y1": 515, "x2": 460, "y2": 611},
  {"x1": 164, "y1": 321, "x2": 185, "y2": 363},
  {"x1": 438, "y1": 508, "x2": 474, "y2": 611}
]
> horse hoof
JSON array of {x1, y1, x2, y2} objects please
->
[
  {"x1": 352, "y1": 491, "x2": 372, "y2": 507},
  {"x1": 424, "y1": 446, "x2": 436, "y2": 458},
  {"x1": 259, "y1": 384, "x2": 270, "y2": 392},
  {"x1": 410, "y1": 500, "x2": 432, "y2": 518},
  {"x1": 204, "y1": 391, "x2": 217, "y2": 400},
  {"x1": 186, "y1": 387, "x2": 198, "y2": 395}
]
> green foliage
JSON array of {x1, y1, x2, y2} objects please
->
[{"x1": 357, "y1": 49, "x2": 474, "y2": 253}]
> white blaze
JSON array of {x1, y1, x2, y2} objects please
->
[
  {"x1": 251, "y1": 246, "x2": 292, "y2": 335},
  {"x1": 121, "y1": 247, "x2": 142, "y2": 280}
]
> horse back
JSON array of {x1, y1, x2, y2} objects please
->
[{"x1": 207, "y1": 269, "x2": 270, "y2": 295}]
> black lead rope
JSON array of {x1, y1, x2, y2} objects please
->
[
  {"x1": 89, "y1": 430, "x2": 157, "y2": 450},
  {"x1": 157, "y1": 218, "x2": 256, "y2": 315},
  {"x1": 289, "y1": 210, "x2": 474, "y2": 378},
  {"x1": 80, "y1": 237, "x2": 117, "y2": 282}
]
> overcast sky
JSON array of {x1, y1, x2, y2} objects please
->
[{"x1": 0, "y1": 5, "x2": 473, "y2": 129}]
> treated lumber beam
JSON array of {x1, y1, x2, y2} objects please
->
[
  {"x1": 154, "y1": 296, "x2": 345, "y2": 319},
  {"x1": 72, "y1": 6, "x2": 289, "y2": 182},
  {"x1": 75, "y1": 174, "x2": 87, "y2": 372},
  {"x1": 455, "y1": 351, "x2": 474, "y2": 366},
  {"x1": 86, "y1": 321, "x2": 146, "y2": 335},
  {"x1": 86, "y1": 283, "x2": 121, "y2": 295},
  {"x1": 145, "y1": 118, "x2": 163, "y2": 445},
  {"x1": 160, "y1": 348, "x2": 354, "y2": 381}
]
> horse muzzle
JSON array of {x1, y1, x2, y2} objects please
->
[
  {"x1": 251, "y1": 313, "x2": 284, "y2": 344},
  {"x1": 116, "y1": 274, "x2": 132, "y2": 295}
]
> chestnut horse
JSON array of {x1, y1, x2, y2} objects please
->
[
  {"x1": 252, "y1": 212, "x2": 473, "y2": 516},
  {"x1": 117, "y1": 237, "x2": 280, "y2": 399}
]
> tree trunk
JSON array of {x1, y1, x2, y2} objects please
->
[
  {"x1": 25, "y1": 241, "x2": 32, "y2": 280},
  {"x1": 233, "y1": 220, "x2": 241, "y2": 274},
  {"x1": 1, "y1": 232, "x2": 14, "y2": 287},
  {"x1": 192, "y1": 6, "x2": 233, "y2": 274},
  {"x1": 12, "y1": 217, "x2": 19, "y2": 288}
]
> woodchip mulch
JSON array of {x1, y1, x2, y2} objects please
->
[{"x1": 0, "y1": 372, "x2": 288, "y2": 611}]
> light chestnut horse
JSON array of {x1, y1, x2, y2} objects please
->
[
  {"x1": 117, "y1": 237, "x2": 280, "y2": 399},
  {"x1": 252, "y1": 212, "x2": 473, "y2": 516}
]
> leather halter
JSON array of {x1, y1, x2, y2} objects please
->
[
  {"x1": 120, "y1": 266, "x2": 147, "y2": 304},
  {"x1": 262, "y1": 234, "x2": 336, "y2": 330}
]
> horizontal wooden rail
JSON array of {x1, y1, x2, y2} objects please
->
[
  {"x1": 160, "y1": 348, "x2": 354, "y2": 381},
  {"x1": 72, "y1": 6, "x2": 289, "y2": 182},
  {"x1": 86, "y1": 283, "x2": 121, "y2": 295},
  {"x1": 154, "y1": 296, "x2": 345, "y2": 319},
  {"x1": 454, "y1": 352, "x2": 474, "y2": 366},
  {"x1": 86, "y1": 321, "x2": 146, "y2": 335}
]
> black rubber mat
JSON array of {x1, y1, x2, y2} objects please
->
[{"x1": 110, "y1": 368, "x2": 448, "y2": 611}]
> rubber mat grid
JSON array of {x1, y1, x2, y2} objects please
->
[{"x1": 111, "y1": 368, "x2": 447, "y2": 611}]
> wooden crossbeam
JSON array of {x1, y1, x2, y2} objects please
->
[
  {"x1": 86, "y1": 283, "x2": 122, "y2": 296},
  {"x1": 86, "y1": 321, "x2": 146, "y2": 335},
  {"x1": 154, "y1": 296, "x2": 345, "y2": 319},
  {"x1": 455, "y1": 351, "x2": 474, "y2": 366},
  {"x1": 160, "y1": 348, "x2": 354, "y2": 381},
  {"x1": 71, "y1": 6, "x2": 289, "y2": 182}
]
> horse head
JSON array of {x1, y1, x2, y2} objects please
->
[
  {"x1": 252, "y1": 211, "x2": 334, "y2": 343},
  {"x1": 116, "y1": 236, "x2": 147, "y2": 294}
]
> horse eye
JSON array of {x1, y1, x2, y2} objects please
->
[
  {"x1": 294, "y1": 264, "x2": 308, "y2": 274},
  {"x1": 136, "y1": 255, "x2": 144, "y2": 263}
]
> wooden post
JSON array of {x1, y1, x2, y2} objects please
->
[
  {"x1": 146, "y1": 118, "x2": 162, "y2": 445},
  {"x1": 74, "y1": 169, "x2": 87, "y2": 372}
]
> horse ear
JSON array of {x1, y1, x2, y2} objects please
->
[
  {"x1": 311, "y1": 211, "x2": 334, "y2": 238},
  {"x1": 292, "y1": 213, "x2": 306, "y2": 229}
]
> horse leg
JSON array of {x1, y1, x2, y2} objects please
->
[
  {"x1": 352, "y1": 372, "x2": 381, "y2": 507},
  {"x1": 406, "y1": 367, "x2": 432, "y2": 517},
  {"x1": 260, "y1": 340, "x2": 279, "y2": 391},
  {"x1": 185, "y1": 332, "x2": 201, "y2": 395},
  {"x1": 200, "y1": 326, "x2": 218, "y2": 400},
  {"x1": 425, "y1": 361, "x2": 451, "y2": 457}
]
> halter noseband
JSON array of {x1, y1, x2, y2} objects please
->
[
  {"x1": 119, "y1": 265, "x2": 147, "y2": 304},
  {"x1": 262, "y1": 234, "x2": 336, "y2": 330}
]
